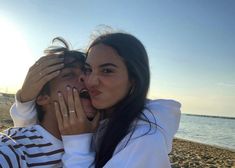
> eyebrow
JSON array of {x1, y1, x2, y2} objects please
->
[{"x1": 84, "y1": 63, "x2": 118, "y2": 68}]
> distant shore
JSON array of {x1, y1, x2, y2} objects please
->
[
  {"x1": 183, "y1": 113, "x2": 235, "y2": 120},
  {"x1": 170, "y1": 138, "x2": 235, "y2": 167}
]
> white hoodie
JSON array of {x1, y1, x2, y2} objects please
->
[{"x1": 10, "y1": 98, "x2": 181, "y2": 168}]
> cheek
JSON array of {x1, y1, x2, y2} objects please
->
[{"x1": 107, "y1": 76, "x2": 131, "y2": 98}]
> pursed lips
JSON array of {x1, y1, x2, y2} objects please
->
[{"x1": 89, "y1": 89, "x2": 102, "y2": 97}]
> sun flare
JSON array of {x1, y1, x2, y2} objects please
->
[{"x1": 0, "y1": 16, "x2": 34, "y2": 93}]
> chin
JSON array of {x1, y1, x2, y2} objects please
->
[{"x1": 91, "y1": 99, "x2": 114, "y2": 110}]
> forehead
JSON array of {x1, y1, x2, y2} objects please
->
[{"x1": 87, "y1": 44, "x2": 123, "y2": 66}]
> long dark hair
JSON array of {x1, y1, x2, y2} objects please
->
[{"x1": 87, "y1": 32, "x2": 150, "y2": 167}]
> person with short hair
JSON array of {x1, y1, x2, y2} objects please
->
[{"x1": 0, "y1": 38, "x2": 97, "y2": 167}]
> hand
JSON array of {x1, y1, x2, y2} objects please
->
[
  {"x1": 54, "y1": 87, "x2": 100, "y2": 135},
  {"x1": 17, "y1": 54, "x2": 64, "y2": 102}
]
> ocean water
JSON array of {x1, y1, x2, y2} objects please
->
[{"x1": 175, "y1": 114, "x2": 235, "y2": 151}]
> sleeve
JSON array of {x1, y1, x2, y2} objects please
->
[
  {"x1": 61, "y1": 133, "x2": 95, "y2": 168},
  {"x1": 145, "y1": 99, "x2": 181, "y2": 153},
  {"x1": 61, "y1": 131, "x2": 171, "y2": 168},
  {"x1": 10, "y1": 95, "x2": 37, "y2": 127},
  {"x1": 0, "y1": 135, "x2": 27, "y2": 168},
  {"x1": 103, "y1": 131, "x2": 171, "y2": 168}
]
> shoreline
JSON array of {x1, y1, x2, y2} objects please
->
[
  {"x1": 175, "y1": 137, "x2": 235, "y2": 153},
  {"x1": 170, "y1": 138, "x2": 235, "y2": 167}
]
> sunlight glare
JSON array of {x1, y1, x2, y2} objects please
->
[{"x1": 0, "y1": 16, "x2": 34, "y2": 93}]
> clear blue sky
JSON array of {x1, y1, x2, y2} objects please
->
[{"x1": 0, "y1": 0, "x2": 235, "y2": 117}]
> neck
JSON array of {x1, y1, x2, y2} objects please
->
[{"x1": 40, "y1": 106, "x2": 61, "y2": 140}]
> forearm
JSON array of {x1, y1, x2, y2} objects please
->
[{"x1": 62, "y1": 133, "x2": 95, "y2": 168}]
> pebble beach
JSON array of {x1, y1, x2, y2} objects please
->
[{"x1": 169, "y1": 138, "x2": 235, "y2": 168}]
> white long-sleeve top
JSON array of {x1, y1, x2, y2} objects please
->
[{"x1": 10, "y1": 98, "x2": 181, "y2": 168}]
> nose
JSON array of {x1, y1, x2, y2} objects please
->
[
  {"x1": 79, "y1": 73, "x2": 85, "y2": 82},
  {"x1": 84, "y1": 73, "x2": 99, "y2": 88}
]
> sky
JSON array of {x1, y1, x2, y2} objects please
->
[{"x1": 0, "y1": 0, "x2": 234, "y2": 117}]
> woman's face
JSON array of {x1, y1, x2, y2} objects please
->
[{"x1": 84, "y1": 44, "x2": 132, "y2": 110}]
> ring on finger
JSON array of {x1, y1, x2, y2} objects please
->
[{"x1": 69, "y1": 110, "x2": 75, "y2": 113}]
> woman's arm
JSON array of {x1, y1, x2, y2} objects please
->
[
  {"x1": 55, "y1": 90, "x2": 178, "y2": 167},
  {"x1": 10, "y1": 54, "x2": 64, "y2": 127},
  {"x1": 61, "y1": 126, "x2": 171, "y2": 168}
]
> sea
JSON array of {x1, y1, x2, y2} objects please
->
[{"x1": 175, "y1": 114, "x2": 235, "y2": 151}]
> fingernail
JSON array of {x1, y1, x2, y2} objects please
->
[
  {"x1": 67, "y1": 86, "x2": 71, "y2": 90},
  {"x1": 73, "y1": 88, "x2": 77, "y2": 92},
  {"x1": 58, "y1": 92, "x2": 62, "y2": 96}
]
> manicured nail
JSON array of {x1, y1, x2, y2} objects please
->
[
  {"x1": 67, "y1": 86, "x2": 71, "y2": 90},
  {"x1": 57, "y1": 92, "x2": 62, "y2": 96},
  {"x1": 73, "y1": 88, "x2": 77, "y2": 92}
]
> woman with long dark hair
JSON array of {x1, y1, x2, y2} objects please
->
[
  {"x1": 55, "y1": 32, "x2": 181, "y2": 167},
  {"x1": 10, "y1": 33, "x2": 180, "y2": 167}
]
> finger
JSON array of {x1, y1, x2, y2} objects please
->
[
  {"x1": 38, "y1": 53, "x2": 64, "y2": 65},
  {"x1": 40, "y1": 55, "x2": 64, "y2": 67},
  {"x1": 37, "y1": 63, "x2": 64, "y2": 81},
  {"x1": 67, "y1": 86, "x2": 77, "y2": 124},
  {"x1": 73, "y1": 88, "x2": 87, "y2": 119},
  {"x1": 54, "y1": 101, "x2": 63, "y2": 130},
  {"x1": 31, "y1": 54, "x2": 64, "y2": 72},
  {"x1": 57, "y1": 92, "x2": 69, "y2": 127},
  {"x1": 28, "y1": 56, "x2": 64, "y2": 82},
  {"x1": 37, "y1": 70, "x2": 61, "y2": 86}
]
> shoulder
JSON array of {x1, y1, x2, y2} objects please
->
[
  {"x1": 109, "y1": 127, "x2": 171, "y2": 167},
  {"x1": 2, "y1": 125, "x2": 37, "y2": 137},
  {"x1": 145, "y1": 99, "x2": 181, "y2": 113},
  {"x1": 115, "y1": 123, "x2": 166, "y2": 154}
]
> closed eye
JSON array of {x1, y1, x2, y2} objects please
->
[
  {"x1": 83, "y1": 66, "x2": 92, "y2": 75},
  {"x1": 102, "y1": 68, "x2": 114, "y2": 73},
  {"x1": 62, "y1": 72, "x2": 76, "y2": 78}
]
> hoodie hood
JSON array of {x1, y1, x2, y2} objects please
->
[{"x1": 137, "y1": 99, "x2": 181, "y2": 153}]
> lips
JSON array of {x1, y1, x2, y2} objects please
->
[{"x1": 89, "y1": 89, "x2": 102, "y2": 97}]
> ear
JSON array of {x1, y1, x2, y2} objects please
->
[{"x1": 36, "y1": 95, "x2": 51, "y2": 106}]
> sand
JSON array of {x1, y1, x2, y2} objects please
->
[{"x1": 169, "y1": 138, "x2": 235, "y2": 168}]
